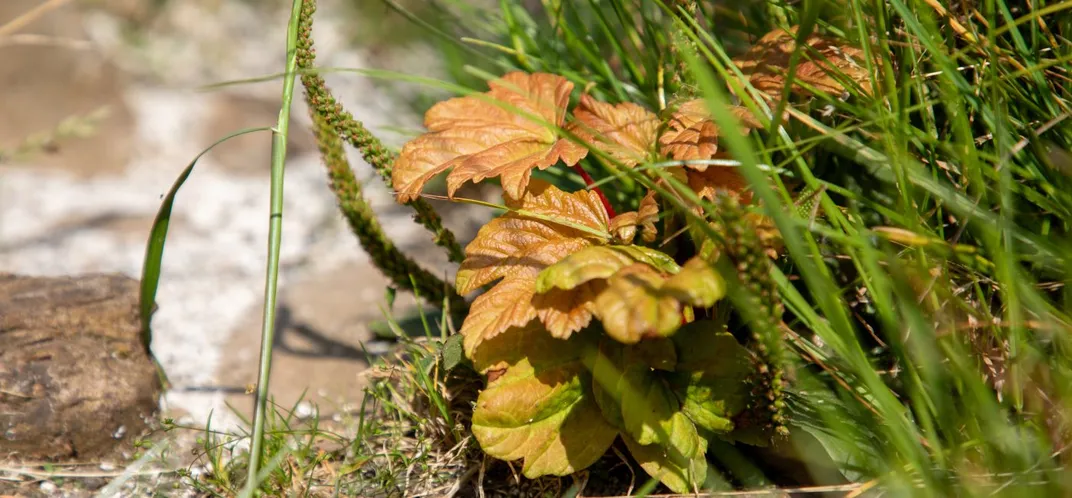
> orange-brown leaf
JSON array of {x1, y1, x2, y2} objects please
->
[
  {"x1": 609, "y1": 212, "x2": 639, "y2": 244},
  {"x1": 457, "y1": 182, "x2": 612, "y2": 350},
  {"x1": 733, "y1": 27, "x2": 871, "y2": 98},
  {"x1": 503, "y1": 180, "x2": 611, "y2": 230},
  {"x1": 658, "y1": 100, "x2": 762, "y2": 163},
  {"x1": 392, "y1": 72, "x2": 581, "y2": 202},
  {"x1": 686, "y1": 167, "x2": 752, "y2": 204},
  {"x1": 569, "y1": 95, "x2": 659, "y2": 168},
  {"x1": 533, "y1": 281, "x2": 606, "y2": 339},
  {"x1": 460, "y1": 275, "x2": 539, "y2": 358},
  {"x1": 447, "y1": 138, "x2": 587, "y2": 200},
  {"x1": 608, "y1": 190, "x2": 659, "y2": 244},
  {"x1": 456, "y1": 216, "x2": 593, "y2": 295},
  {"x1": 456, "y1": 182, "x2": 608, "y2": 295},
  {"x1": 638, "y1": 190, "x2": 659, "y2": 243}
]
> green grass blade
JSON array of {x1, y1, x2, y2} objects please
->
[
  {"x1": 243, "y1": 0, "x2": 303, "y2": 491},
  {"x1": 139, "y1": 126, "x2": 271, "y2": 356}
]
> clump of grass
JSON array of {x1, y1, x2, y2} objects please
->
[
  {"x1": 374, "y1": 0, "x2": 1072, "y2": 495},
  {"x1": 164, "y1": 302, "x2": 480, "y2": 497}
]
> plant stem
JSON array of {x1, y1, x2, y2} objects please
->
[
  {"x1": 244, "y1": 0, "x2": 303, "y2": 492},
  {"x1": 295, "y1": 0, "x2": 465, "y2": 264},
  {"x1": 572, "y1": 164, "x2": 616, "y2": 218}
]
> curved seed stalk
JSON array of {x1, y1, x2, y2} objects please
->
[
  {"x1": 296, "y1": 0, "x2": 465, "y2": 264},
  {"x1": 667, "y1": 0, "x2": 701, "y2": 99},
  {"x1": 713, "y1": 193, "x2": 789, "y2": 438},
  {"x1": 308, "y1": 107, "x2": 462, "y2": 308}
]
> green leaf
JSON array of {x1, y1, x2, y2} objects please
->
[
  {"x1": 588, "y1": 338, "x2": 699, "y2": 448},
  {"x1": 385, "y1": 286, "x2": 397, "y2": 310},
  {"x1": 669, "y1": 322, "x2": 754, "y2": 435},
  {"x1": 747, "y1": 428, "x2": 850, "y2": 486},
  {"x1": 586, "y1": 338, "x2": 627, "y2": 430},
  {"x1": 633, "y1": 338, "x2": 677, "y2": 372},
  {"x1": 588, "y1": 336, "x2": 707, "y2": 493},
  {"x1": 471, "y1": 355, "x2": 617, "y2": 478},
  {"x1": 620, "y1": 366, "x2": 695, "y2": 447},
  {"x1": 441, "y1": 333, "x2": 466, "y2": 371},
  {"x1": 671, "y1": 321, "x2": 754, "y2": 374},
  {"x1": 535, "y1": 245, "x2": 680, "y2": 293},
  {"x1": 662, "y1": 257, "x2": 726, "y2": 308},
  {"x1": 623, "y1": 432, "x2": 708, "y2": 494}
]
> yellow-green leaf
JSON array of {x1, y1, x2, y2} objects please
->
[
  {"x1": 618, "y1": 363, "x2": 692, "y2": 447},
  {"x1": 585, "y1": 336, "x2": 714, "y2": 494},
  {"x1": 587, "y1": 339, "x2": 627, "y2": 430},
  {"x1": 471, "y1": 355, "x2": 617, "y2": 478},
  {"x1": 587, "y1": 338, "x2": 696, "y2": 448},
  {"x1": 623, "y1": 433, "x2": 708, "y2": 494},
  {"x1": 669, "y1": 322, "x2": 754, "y2": 434},
  {"x1": 662, "y1": 257, "x2": 726, "y2": 308},
  {"x1": 534, "y1": 245, "x2": 679, "y2": 293}
]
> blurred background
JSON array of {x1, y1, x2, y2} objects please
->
[{"x1": 0, "y1": 0, "x2": 485, "y2": 430}]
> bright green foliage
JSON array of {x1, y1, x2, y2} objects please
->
[{"x1": 669, "y1": 324, "x2": 754, "y2": 434}]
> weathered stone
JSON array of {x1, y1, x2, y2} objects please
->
[{"x1": 0, "y1": 273, "x2": 161, "y2": 461}]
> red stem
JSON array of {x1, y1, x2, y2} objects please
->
[{"x1": 572, "y1": 164, "x2": 616, "y2": 218}]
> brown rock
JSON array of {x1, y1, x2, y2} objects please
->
[{"x1": 0, "y1": 273, "x2": 161, "y2": 461}]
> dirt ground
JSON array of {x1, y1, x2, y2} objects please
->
[{"x1": 0, "y1": 0, "x2": 484, "y2": 462}]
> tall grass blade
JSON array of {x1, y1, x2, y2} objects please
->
[
  {"x1": 243, "y1": 0, "x2": 303, "y2": 491},
  {"x1": 139, "y1": 126, "x2": 271, "y2": 385}
]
